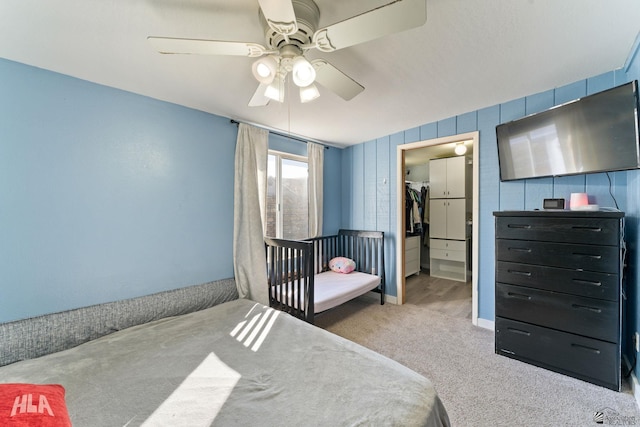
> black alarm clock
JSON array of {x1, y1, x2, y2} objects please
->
[{"x1": 543, "y1": 198, "x2": 565, "y2": 210}]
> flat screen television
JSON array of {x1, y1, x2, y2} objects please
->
[{"x1": 496, "y1": 80, "x2": 640, "y2": 181}]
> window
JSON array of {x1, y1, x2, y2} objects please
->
[{"x1": 266, "y1": 151, "x2": 309, "y2": 240}]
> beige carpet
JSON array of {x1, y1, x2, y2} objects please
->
[{"x1": 315, "y1": 297, "x2": 640, "y2": 426}]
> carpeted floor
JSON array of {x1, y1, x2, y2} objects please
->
[{"x1": 315, "y1": 297, "x2": 640, "y2": 426}]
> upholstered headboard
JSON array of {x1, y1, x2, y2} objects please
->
[{"x1": 0, "y1": 278, "x2": 238, "y2": 367}]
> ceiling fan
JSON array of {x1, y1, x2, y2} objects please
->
[{"x1": 148, "y1": 0, "x2": 427, "y2": 106}]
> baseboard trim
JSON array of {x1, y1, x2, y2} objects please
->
[
  {"x1": 384, "y1": 294, "x2": 398, "y2": 305},
  {"x1": 359, "y1": 292, "x2": 397, "y2": 305},
  {"x1": 476, "y1": 318, "x2": 495, "y2": 331}
]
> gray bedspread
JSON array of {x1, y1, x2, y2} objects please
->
[{"x1": 0, "y1": 298, "x2": 450, "y2": 426}]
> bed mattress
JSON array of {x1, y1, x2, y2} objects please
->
[{"x1": 0, "y1": 298, "x2": 449, "y2": 426}]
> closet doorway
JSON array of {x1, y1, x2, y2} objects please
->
[{"x1": 396, "y1": 131, "x2": 479, "y2": 325}]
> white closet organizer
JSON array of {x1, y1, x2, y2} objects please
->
[
  {"x1": 429, "y1": 156, "x2": 471, "y2": 282},
  {"x1": 405, "y1": 235, "x2": 421, "y2": 277}
]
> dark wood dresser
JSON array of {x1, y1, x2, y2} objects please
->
[{"x1": 493, "y1": 210, "x2": 625, "y2": 391}]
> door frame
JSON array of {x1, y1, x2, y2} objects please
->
[{"x1": 396, "y1": 131, "x2": 480, "y2": 325}]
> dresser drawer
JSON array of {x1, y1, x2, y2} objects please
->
[
  {"x1": 496, "y1": 216, "x2": 620, "y2": 245},
  {"x1": 496, "y1": 283, "x2": 619, "y2": 342},
  {"x1": 405, "y1": 251, "x2": 419, "y2": 265},
  {"x1": 496, "y1": 239, "x2": 620, "y2": 274},
  {"x1": 496, "y1": 317, "x2": 620, "y2": 391},
  {"x1": 431, "y1": 248, "x2": 465, "y2": 262},
  {"x1": 405, "y1": 236, "x2": 420, "y2": 251},
  {"x1": 496, "y1": 261, "x2": 619, "y2": 301},
  {"x1": 430, "y1": 239, "x2": 466, "y2": 251}
]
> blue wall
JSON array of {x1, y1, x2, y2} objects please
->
[
  {"x1": 0, "y1": 58, "x2": 342, "y2": 323},
  {"x1": 0, "y1": 59, "x2": 238, "y2": 322},
  {"x1": 342, "y1": 41, "x2": 640, "y2": 343}
]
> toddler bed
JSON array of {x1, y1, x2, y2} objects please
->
[
  {"x1": 265, "y1": 229, "x2": 385, "y2": 323},
  {"x1": 0, "y1": 278, "x2": 449, "y2": 426}
]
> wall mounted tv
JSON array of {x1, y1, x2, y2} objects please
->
[{"x1": 496, "y1": 80, "x2": 640, "y2": 181}]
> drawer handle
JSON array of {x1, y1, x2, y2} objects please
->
[
  {"x1": 572, "y1": 253, "x2": 602, "y2": 260},
  {"x1": 571, "y1": 304, "x2": 602, "y2": 313},
  {"x1": 572, "y1": 279, "x2": 602, "y2": 287},
  {"x1": 507, "y1": 224, "x2": 531, "y2": 229},
  {"x1": 571, "y1": 226, "x2": 603, "y2": 232},
  {"x1": 507, "y1": 292, "x2": 531, "y2": 300},
  {"x1": 507, "y1": 327, "x2": 531, "y2": 336},
  {"x1": 508, "y1": 247, "x2": 532, "y2": 253},
  {"x1": 508, "y1": 269, "x2": 532, "y2": 277},
  {"x1": 570, "y1": 343, "x2": 601, "y2": 354}
]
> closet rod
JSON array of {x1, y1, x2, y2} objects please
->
[{"x1": 230, "y1": 119, "x2": 330, "y2": 149}]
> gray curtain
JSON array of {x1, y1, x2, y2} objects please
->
[
  {"x1": 308, "y1": 142, "x2": 324, "y2": 238},
  {"x1": 233, "y1": 123, "x2": 268, "y2": 305}
]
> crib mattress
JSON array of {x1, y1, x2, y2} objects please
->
[
  {"x1": 314, "y1": 270, "x2": 381, "y2": 313},
  {"x1": 0, "y1": 298, "x2": 449, "y2": 427}
]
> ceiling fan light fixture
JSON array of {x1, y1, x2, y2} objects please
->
[
  {"x1": 299, "y1": 83, "x2": 320, "y2": 103},
  {"x1": 264, "y1": 79, "x2": 284, "y2": 103},
  {"x1": 252, "y1": 56, "x2": 278, "y2": 84},
  {"x1": 291, "y1": 56, "x2": 316, "y2": 87}
]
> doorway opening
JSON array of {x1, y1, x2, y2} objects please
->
[{"x1": 396, "y1": 131, "x2": 479, "y2": 325}]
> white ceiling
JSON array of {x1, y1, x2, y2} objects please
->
[{"x1": 1, "y1": 0, "x2": 639, "y2": 147}]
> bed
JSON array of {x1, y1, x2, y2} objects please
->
[
  {"x1": 265, "y1": 229, "x2": 385, "y2": 323},
  {"x1": 0, "y1": 278, "x2": 450, "y2": 426}
]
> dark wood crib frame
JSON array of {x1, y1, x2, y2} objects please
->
[{"x1": 264, "y1": 229, "x2": 385, "y2": 323}]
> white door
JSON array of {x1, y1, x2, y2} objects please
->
[
  {"x1": 446, "y1": 156, "x2": 466, "y2": 198},
  {"x1": 429, "y1": 158, "x2": 448, "y2": 198},
  {"x1": 447, "y1": 199, "x2": 467, "y2": 240},
  {"x1": 429, "y1": 199, "x2": 447, "y2": 239}
]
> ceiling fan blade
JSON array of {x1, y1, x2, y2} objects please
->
[
  {"x1": 248, "y1": 83, "x2": 271, "y2": 107},
  {"x1": 147, "y1": 37, "x2": 273, "y2": 57},
  {"x1": 258, "y1": 0, "x2": 298, "y2": 36},
  {"x1": 312, "y1": 0, "x2": 426, "y2": 52},
  {"x1": 312, "y1": 59, "x2": 364, "y2": 101}
]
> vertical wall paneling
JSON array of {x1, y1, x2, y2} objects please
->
[
  {"x1": 524, "y1": 178, "x2": 554, "y2": 210},
  {"x1": 437, "y1": 117, "x2": 456, "y2": 137},
  {"x1": 553, "y1": 174, "x2": 586, "y2": 204},
  {"x1": 364, "y1": 141, "x2": 378, "y2": 230},
  {"x1": 525, "y1": 90, "x2": 555, "y2": 115},
  {"x1": 554, "y1": 80, "x2": 587, "y2": 104},
  {"x1": 341, "y1": 147, "x2": 354, "y2": 228},
  {"x1": 588, "y1": 72, "x2": 616, "y2": 95},
  {"x1": 353, "y1": 144, "x2": 365, "y2": 229},
  {"x1": 420, "y1": 122, "x2": 438, "y2": 141},
  {"x1": 376, "y1": 137, "x2": 391, "y2": 235},
  {"x1": 477, "y1": 105, "x2": 500, "y2": 321},
  {"x1": 320, "y1": 145, "x2": 342, "y2": 235},
  {"x1": 585, "y1": 172, "x2": 625, "y2": 211},
  {"x1": 405, "y1": 127, "x2": 421, "y2": 144},
  {"x1": 457, "y1": 111, "x2": 478, "y2": 134}
]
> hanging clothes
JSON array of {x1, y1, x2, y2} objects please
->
[
  {"x1": 421, "y1": 184, "x2": 430, "y2": 246},
  {"x1": 405, "y1": 184, "x2": 423, "y2": 236}
]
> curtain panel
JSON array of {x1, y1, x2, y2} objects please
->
[
  {"x1": 308, "y1": 141, "x2": 324, "y2": 238},
  {"x1": 233, "y1": 123, "x2": 268, "y2": 305}
]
